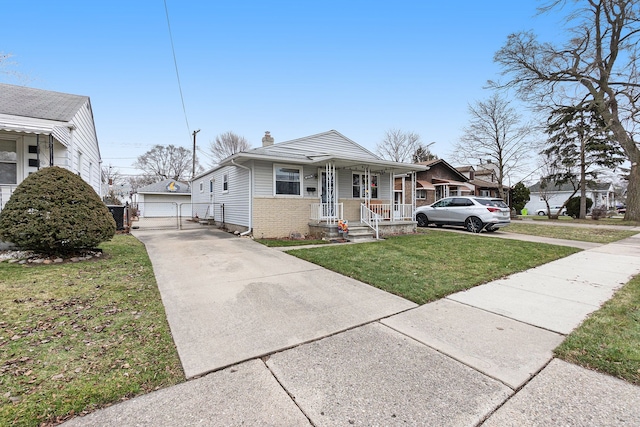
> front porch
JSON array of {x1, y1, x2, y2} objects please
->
[{"x1": 309, "y1": 201, "x2": 416, "y2": 240}]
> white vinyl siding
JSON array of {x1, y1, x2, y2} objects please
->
[{"x1": 192, "y1": 165, "x2": 251, "y2": 228}]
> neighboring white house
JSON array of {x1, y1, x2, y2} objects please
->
[
  {"x1": 136, "y1": 178, "x2": 191, "y2": 218},
  {"x1": 524, "y1": 180, "x2": 616, "y2": 214},
  {"x1": 191, "y1": 130, "x2": 427, "y2": 239},
  {"x1": 0, "y1": 84, "x2": 102, "y2": 209}
]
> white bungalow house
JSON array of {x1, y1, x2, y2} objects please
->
[
  {"x1": 0, "y1": 84, "x2": 102, "y2": 209},
  {"x1": 191, "y1": 130, "x2": 427, "y2": 239},
  {"x1": 524, "y1": 180, "x2": 616, "y2": 214}
]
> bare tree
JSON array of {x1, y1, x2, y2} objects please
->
[
  {"x1": 0, "y1": 52, "x2": 29, "y2": 84},
  {"x1": 536, "y1": 152, "x2": 580, "y2": 219},
  {"x1": 208, "y1": 131, "x2": 251, "y2": 166},
  {"x1": 451, "y1": 93, "x2": 532, "y2": 199},
  {"x1": 493, "y1": 0, "x2": 640, "y2": 221},
  {"x1": 133, "y1": 145, "x2": 194, "y2": 181},
  {"x1": 376, "y1": 129, "x2": 422, "y2": 163}
]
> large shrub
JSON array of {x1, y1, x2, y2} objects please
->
[
  {"x1": 0, "y1": 166, "x2": 116, "y2": 254},
  {"x1": 566, "y1": 196, "x2": 593, "y2": 218}
]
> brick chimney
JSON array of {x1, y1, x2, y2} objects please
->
[{"x1": 262, "y1": 131, "x2": 274, "y2": 147}]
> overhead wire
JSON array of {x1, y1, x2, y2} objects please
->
[{"x1": 163, "y1": 0, "x2": 192, "y2": 143}]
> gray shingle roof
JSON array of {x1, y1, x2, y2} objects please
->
[
  {"x1": 138, "y1": 179, "x2": 191, "y2": 194},
  {"x1": 0, "y1": 83, "x2": 88, "y2": 122},
  {"x1": 528, "y1": 180, "x2": 612, "y2": 192}
]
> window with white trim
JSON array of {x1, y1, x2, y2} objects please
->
[
  {"x1": 199, "y1": 181, "x2": 204, "y2": 192},
  {"x1": 0, "y1": 139, "x2": 17, "y2": 184},
  {"x1": 274, "y1": 165, "x2": 302, "y2": 196},
  {"x1": 416, "y1": 189, "x2": 427, "y2": 199},
  {"x1": 223, "y1": 173, "x2": 228, "y2": 193},
  {"x1": 209, "y1": 179, "x2": 214, "y2": 193},
  {"x1": 352, "y1": 173, "x2": 378, "y2": 198}
]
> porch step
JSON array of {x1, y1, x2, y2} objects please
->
[{"x1": 346, "y1": 225, "x2": 376, "y2": 242}]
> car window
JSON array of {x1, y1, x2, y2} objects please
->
[
  {"x1": 432, "y1": 198, "x2": 452, "y2": 207},
  {"x1": 475, "y1": 198, "x2": 508, "y2": 208},
  {"x1": 452, "y1": 197, "x2": 473, "y2": 206}
]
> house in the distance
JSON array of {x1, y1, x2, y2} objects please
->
[
  {"x1": 191, "y1": 130, "x2": 426, "y2": 239},
  {"x1": 457, "y1": 162, "x2": 511, "y2": 203},
  {"x1": 396, "y1": 159, "x2": 472, "y2": 207},
  {"x1": 524, "y1": 180, "x2": 617, "y2": 214},
  {"x1": 0, "y1": 84, "x2": 102, "y2": 209}
]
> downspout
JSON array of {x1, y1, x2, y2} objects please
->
[{"x1": 230, "y1": 159, "x2": 252, "y2": 235}]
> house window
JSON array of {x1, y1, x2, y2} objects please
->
[
  {"x1": 274, "y1": 165, "x2": 301, "y2": 196},
  {"x1": 481, "y1": 190, "x2": 490, "y2": 197},
  {"x1": 0, "y1": 139, "x2": 17, "y2": 185},
  {"x1": 199, "y1": 181, "x2": 204, "y2": 192},
  {"x1": 416, "y1": 189, "x2": 427, "y2": 200},
  {"x1": 223, "y1": 174, "x2": 229, "y2": 193},
  {"x1": 209, "y1": 179, "x2": 214, "y2": 193},
  {"x1": 352, "y1": 173, "x2": 378, "y2": 198}
]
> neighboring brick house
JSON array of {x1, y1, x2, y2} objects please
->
[
  {"x1": 457, "y1": 163, "x2": 511, "y2": 203},
  {"x1": 395, "y1": 159, "x2": 472, "y2": 208}
]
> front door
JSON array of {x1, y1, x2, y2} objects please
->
[{"x1": 319, "y1": 171, "x2": 336, "y2": 218}]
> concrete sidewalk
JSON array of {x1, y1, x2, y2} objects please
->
[{"x1": 63, "y1": 230, "x2": 640, "y2": 426}]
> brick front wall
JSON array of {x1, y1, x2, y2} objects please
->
[{"x1": 252, "y1": 197, "x2": 317, "y2": 239}]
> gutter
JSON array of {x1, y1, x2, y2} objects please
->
[{"x1": 230, "y1": 159, "x2": 253, "y2": 235}]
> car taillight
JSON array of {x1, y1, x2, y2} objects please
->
[{"x1": 486, "y1": 207, "x2": 501, "y2": 212}]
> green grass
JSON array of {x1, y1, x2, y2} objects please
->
[
  {"x1": 505, "y1": 222, "x2": 639, "y2": 243},
  {"x1": 524, "y1": 215, "x2": 640, "y2": 227},
  {"x1": 286, "y1": 231, "x2": 579, "y2": 304},
  {"x1": 255, "y1": 239, "x2": 329, "y2": 247},
  {"x1": 0, "y1": 235, "x2": 184, "y2": 426},
  {"x1": 555, "y1": 275, "x2": 640, "y2": 385}
]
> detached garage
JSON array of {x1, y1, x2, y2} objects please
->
[{"x1": 137, "y1": 179, "x2": 191, "y2": 218}]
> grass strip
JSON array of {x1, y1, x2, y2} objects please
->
[
  {"x1": 505, "y1": 222, "x2": 638, "y2": 243},
  {"x1": 287, "y1": 231, "x2": 579, "y2": 305},
  {"x1": 555, "y1": 275, "x2": 640, "y2": 386},
  {"x1": 255, "y1": 239, "x2": 329, "y2": 247},
  {"x1": 0, "y1": 234, "x2": 184, "y2": 427}
]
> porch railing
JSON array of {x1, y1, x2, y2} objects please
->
[
  {"x1": 360, "y1": 203, "x2": 380, "y2": 239},
  {"x1": 367, "y1": 203, "x2": 414, "y2": 221},
  {"x1": 310, "y1": 203, "x2": 344, "y2": 224}
]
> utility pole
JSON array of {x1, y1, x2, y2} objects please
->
[{"x1": 192, "y1": 129, "x2": 200, "y2": 179}]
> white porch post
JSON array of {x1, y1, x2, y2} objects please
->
[
  {"x1": 411, "y1": 171, "x2": 416, "y2": 220},
  {"x1": 364, "y1": 166, "x2": 371, "y2": 203},
  {"x1": 325, "y1": 162, "x2": 336, "y2": 219}
]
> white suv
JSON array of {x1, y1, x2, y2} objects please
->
[{"x1": 415, "y1": 196, "x2": 511, "y2": 233}]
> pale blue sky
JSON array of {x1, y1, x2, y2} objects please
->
[{"x1": 1, "y1": 1, "x2": 566, "y2": 176}]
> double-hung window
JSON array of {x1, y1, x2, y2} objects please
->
[
  {"x1": 352, "y1": 173, "x2": 378, "y2": 199},
  {"x1": 223, "y1": 174, "x2": 228, "y2": 193},
  {"x1": 274, "y1": 165, "x2": 302, "y2": 196},
  {"x1": 0, "y1": 139, "x2": 17, "y2": 185}
]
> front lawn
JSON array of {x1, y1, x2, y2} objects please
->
[
  {"x1": 555, "y1": 274, "x2": 640, "y2": 385},
  {"x1": 287, "y1": 231, "x2": 579, "y2": 304},
  {"x1": 505, "y1": 222, "x2": 638, "y2": 243},
  {"x1": 0, "y1": 235, "x2": 184, "y2": 427}
]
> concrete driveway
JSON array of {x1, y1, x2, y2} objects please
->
[{"x1": 132, "y1": 227, "x2": 416, "y2": 378}]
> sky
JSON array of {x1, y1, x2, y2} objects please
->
[{"x1": 1, "y1": 0, "x2": 569, "y2": 179}]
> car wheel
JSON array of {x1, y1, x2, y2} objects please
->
[
  {"x1": 537, "y1": 211, "x2": 545, "y2": 216},
  {"x1": 416, "y1": 213, "x2": 429, "y2": 227},
  {"x1": 465, "y1": 216, "x2": 483, "y2": 233}
]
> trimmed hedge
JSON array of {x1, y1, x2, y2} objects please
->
[
  {"x1": 0, "y1": 166, "x2": 116, "y2": 254},
  {"x1": 566, "y1": 196, "x2": 593, "y2": 218}
]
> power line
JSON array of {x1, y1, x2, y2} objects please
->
[{"x1": 164, "y1": 0, "x2": 192, "y2": 143}]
